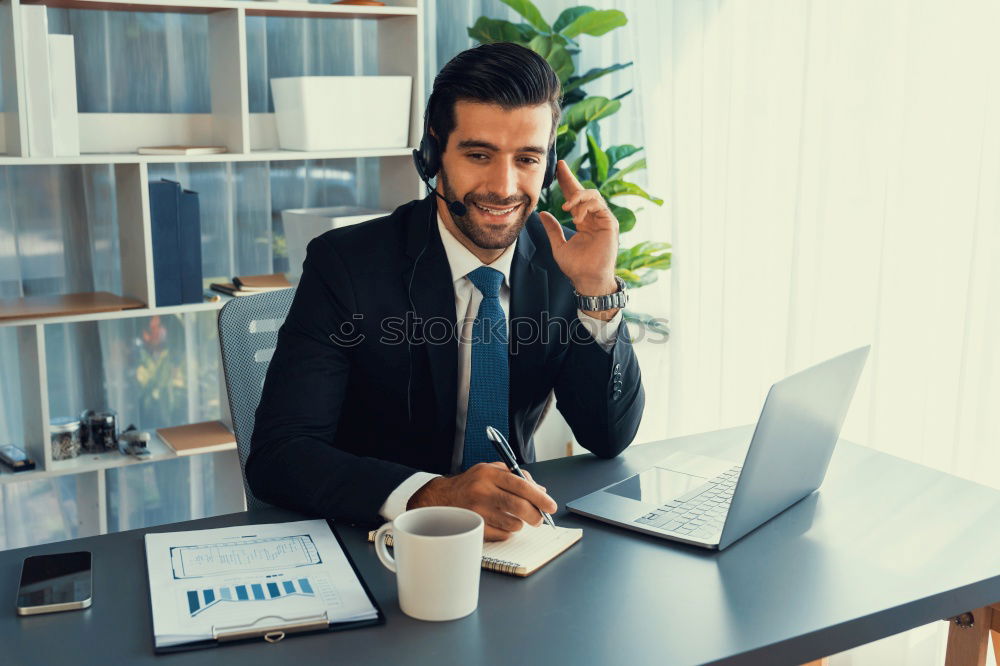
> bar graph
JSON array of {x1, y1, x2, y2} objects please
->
[{"x1": 185, "y1": 577, "x2": 316, "y2": 617}]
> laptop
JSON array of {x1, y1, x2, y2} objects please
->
[{"x1": 567, "y1": 345, "x2": 870, "y2": 550}]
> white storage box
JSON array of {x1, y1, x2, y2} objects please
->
[
  {"x1": 270, "y1": 76, "x2": 412, "y2": 151},
  {"x1": 282, "y1": 206, "x2": 390, "y2": 278}
]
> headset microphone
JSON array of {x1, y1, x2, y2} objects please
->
[{"x1": 416, "y1": 169, "x2": 468, "y2": 218}]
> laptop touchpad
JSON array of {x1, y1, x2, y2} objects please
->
[{"x1": 604, "y1": 467, "x2": 708, "y2": 506}]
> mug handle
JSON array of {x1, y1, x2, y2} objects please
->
[{"x1": 374, "y1": 523, "x2": 396, "y2": 573}]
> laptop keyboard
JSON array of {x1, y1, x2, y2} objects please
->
[{"x1": 634, "y1": 465, "x2": 743, "y2": 540}]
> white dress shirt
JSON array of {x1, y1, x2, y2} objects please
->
[{"x1": 378, "y1": 214, "x2": 623, "y2": 520}]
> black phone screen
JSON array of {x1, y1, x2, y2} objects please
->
[{"x1": 17, "y1": 551, "x2": 92, "y2": 609}]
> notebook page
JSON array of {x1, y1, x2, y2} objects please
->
[{"x1": 483, "y1": 523, "x2": 582, "y2": 571}]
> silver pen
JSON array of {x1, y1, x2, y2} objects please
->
[{"x1": 486, "y1": 425, "x2": 556, "y2": 528}]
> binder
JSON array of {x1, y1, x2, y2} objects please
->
[
  {"x1": 178, "y1": 188, "x2": 203, "y2": 304},
  {"x1": 149, "y1": 180, "x2": 182, "y2": 307},
  {"x1": 147, "y1": 521, "x2": 384, "y2": 653}
]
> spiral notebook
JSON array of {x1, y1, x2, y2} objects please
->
[{"x1": 367, "y1": 522, "x2": 582, "y2": 577}]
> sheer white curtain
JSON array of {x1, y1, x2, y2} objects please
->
[{"x1": 634, "y1": 0, "x2": 1000, "y2": 662}]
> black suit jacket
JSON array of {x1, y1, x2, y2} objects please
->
[{"x1": 247, "y1": 195, "x2": 645, "y2": 525}]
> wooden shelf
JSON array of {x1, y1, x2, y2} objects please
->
[
  {"x1": 0, "y1": 296, "x2": 231, "y2": 328},
  {"x1": 0, "y1": 427, "x2": 236, "y2": 486},
  {"x1": 20, "y1": 0, "x2": 417, "y2": 19},
  {"x1": 0, "y1": 146, "x2": 415, "y2": 166},
  {"x1": 0, "y1": 291, "x2": 146, "y2": 323}
]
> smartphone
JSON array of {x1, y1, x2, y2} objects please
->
[{"x1": 15, "y1": 551, "x2": 92, "y2": 616}]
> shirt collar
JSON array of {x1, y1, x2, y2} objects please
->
[{"x1": 436, "y1": 212, "x2": 516, "y2": 287}]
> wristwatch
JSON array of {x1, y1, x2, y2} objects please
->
[{"x1": 574, "y1": 276, "x2": 628, "y2": 312}]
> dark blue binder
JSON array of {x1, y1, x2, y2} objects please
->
[
  {"x1": 178, "y1": 189, "x2": 203, "y2": 304},
  {"x1": 149, "y1": 180, "x2": 182, "y2": 307}
]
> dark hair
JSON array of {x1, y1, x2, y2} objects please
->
[{"x1": 425, "y1": 42, "x2": 562, "y2": 153}]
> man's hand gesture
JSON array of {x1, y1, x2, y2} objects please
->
[{"x1": 538, "y1": 160, "x2": 619, "y2": 309}]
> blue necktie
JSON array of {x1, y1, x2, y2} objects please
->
[{"x1": 462, "y1": 266, "x2": 509, "y2": 470}]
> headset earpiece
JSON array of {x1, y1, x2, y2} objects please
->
[
  {"x1": 542, "y1": 143, "x2": 557, "y2": 190},
  {"x1": 412, "y1": 132, "x2": 442, "y2": 182}
]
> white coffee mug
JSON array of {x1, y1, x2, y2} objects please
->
[{"x1": 374, "y1": 506, "x2": 484, "y2": 621}]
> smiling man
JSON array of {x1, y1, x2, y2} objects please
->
[{"x1": 247, "y1": 43, "x2": 645, "y2": 541}]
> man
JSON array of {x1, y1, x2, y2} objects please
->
[{"x1": 247, "y1": 42, "x2": 644, "y2": 541}]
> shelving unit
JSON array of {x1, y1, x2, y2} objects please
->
[{"x1": 0, "y1": 0, "x2": 424, "y2": 538}]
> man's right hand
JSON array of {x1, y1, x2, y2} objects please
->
[{"x1": 406, "y1": 462, "x2": 558, "y2": 541}]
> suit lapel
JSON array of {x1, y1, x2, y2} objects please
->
[
  {"x1": 508, "y1": 221, "x2": 548, "y2": 449},
  {"x1": 401, "y1": 198, "x2": 458, "y2": 466}
]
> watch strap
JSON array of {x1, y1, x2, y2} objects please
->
[{"x1": 575, "y1": 276, "x2": 628, "y2": 312}]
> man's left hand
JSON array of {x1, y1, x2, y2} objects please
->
[{"x1": 538, "y1": 160, "x2": 620, "y2": 319}]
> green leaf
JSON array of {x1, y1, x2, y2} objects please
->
[
  {"x1": 616, "y1": 268, "x2": 642, "y2": 284},
  {"x1": 563, "y1": 62, "x2": 633, "y2": 94},
  {"x1": 568, "y1": 153, "x2": 587, "y2": 174},
  {"x1": 559, "y1": 9, "x2": 627, "y2": 38},
  {"x1": 563, "y1": 96, "x2": 621, "y2": 133},
  {"x1": 601, "y1": 179, "x2": 664, "y2": 205},
  {"x1": 605, "y1": 144, "x2": 642, "y2": 167},
  {"x1": 553, "y1": 6, "x2": 595, "y2": 34},
  {"x1": 604, "y1": 157, "x2": 647, "y2": 184},
  {"x1": 587, "y1": 119, "x2": 602, "y2": 145},
  {"x1": 586, "y1": 129, "x2": 609, "y2": 184},
  {"x1": 562, "y1": 87, "x2": 586, "y2": 107},
  {"x1": 555, "y1": 130, "x2": 577, "y2": 160},
  {"x1": 467, "y1": 16, "x2": 536, "y2": 44},
  {"x1": 612, "y1": 88, "x2": 633, "y2": 101},
  {"x1": 641, "y1": 255, "x2": 672, "y2": 270},
  {"x1": 608, "y1": 202, "x2": 636, "y2": 232},
  {"x1": 499, "y1": 0, "x2": 551, "y2": 33},
  {"x1": 527, "y1": 35, "x2": 574, "y2": 84},
  {"x1": 618, "y1": 240, "x2": 672, "y2": 270}
]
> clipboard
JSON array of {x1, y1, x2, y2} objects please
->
[{"x1": 148, "y1": 521, "x2": 385, "y2": 653}]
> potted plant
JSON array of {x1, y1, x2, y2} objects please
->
[{"x1": 469, "y1": 1, "x2": 670, "y2": 336}]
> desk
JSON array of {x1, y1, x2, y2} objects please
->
[{"x1": 3, "y1": 425, "x2": 1000, "y2": 665}]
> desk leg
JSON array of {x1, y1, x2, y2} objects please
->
[{"x1": 944, "y1": 605, "x2": 1000, "y2": 666}]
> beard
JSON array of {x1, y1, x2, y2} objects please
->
[{"x1": 439, "y1": 167, "x2": 532, "y2": 250}]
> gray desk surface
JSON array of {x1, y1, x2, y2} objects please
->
[{"x1": 4, "y1": 425, "x2": 1000, "y2": 665}]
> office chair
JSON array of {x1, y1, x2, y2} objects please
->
[{"x1": 217, "y1": 287, "x2": 296, "y2": 510}]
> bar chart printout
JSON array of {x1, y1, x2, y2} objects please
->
[
  {"x1": 145, "y1": 520, "x2": 380, "y2": 649},
  {"x1": 186, "y1": 577, "x2": 316, "y2": 617}
]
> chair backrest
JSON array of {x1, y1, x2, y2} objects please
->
[{"x1": 217, "y1": 288, "x2": 296, "y2": 510}]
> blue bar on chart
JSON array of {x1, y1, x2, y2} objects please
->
[{"x1": 186, "y1": 577, "x2": 316, "y2": 617}]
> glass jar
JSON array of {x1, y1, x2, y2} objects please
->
[
  {"x1": 50, "y1": 417, "x2": 82, "y2": 460},
  {"x1": 81, "y1": 409, "x2": 119, "y2": 453}
]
